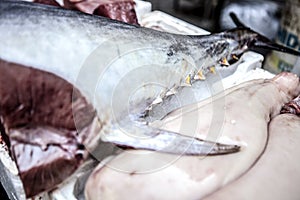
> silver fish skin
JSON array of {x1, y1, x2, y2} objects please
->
[
  {"x1": 0, "y1": 0, "x2": 239, "y2": 153},
  {"x1": 0, "y1": 1, "x2": 298, "y2": 156}
]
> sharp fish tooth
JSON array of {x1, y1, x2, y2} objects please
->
[
  {"x1": 152, "y1": 96, "x2": 163, "y2": 105},
  {"x1": 209, "y1": 66, "x2": 216, "y2": 74},
  {"x1": 146, "y1": 105, "x2": 153, "y2": 111},
  {"x1": 166, "y1": 88, "x2": 177, "y2": 96},
  {"x1": 185, "y1": 74, "x2": 192, "y2": 86},
  {"x1": 232, "y1": 54, "x2": 239, "y2": 60},
  {"x1": 194, "y1": 70, "x2": 206, "y2": 80},
  {"x1": 219, "y1": 57, "x2": 230, "y2": 66}
]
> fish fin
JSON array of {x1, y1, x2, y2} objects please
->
[
  {"x1": 253, "y1": 35, "x2": 300, "y2": 56},
  {"x1": 101, "y1": 124, "x2": 240, "y2": 156},
  {"x1": 229, "y1": 12, "x2": 247, "y2": 28},
  {"x1": 229, "y1": 13, "x2": 300, "y2": 56}
]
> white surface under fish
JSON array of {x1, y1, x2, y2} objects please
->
[
  {"x1": 84, "y1": 73, "x2": 300, "y2": 200},
  {"x1": 205, "y1": 113, "x2": 300, "y2": 200}
]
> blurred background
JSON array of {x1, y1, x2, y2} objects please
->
[{"x1": 148, "y1": 0, "x2": 285, "y2": 36}]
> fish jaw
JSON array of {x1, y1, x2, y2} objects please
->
[{"x1": 0, "y1": 1, "x2": 241, "y2": 158}]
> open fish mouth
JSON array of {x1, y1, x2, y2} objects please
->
[{"x1": 75, "y1": 38, "x2": 238, "y2": 158}]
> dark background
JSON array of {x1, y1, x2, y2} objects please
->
[
  {"x1": 147, "y1": 0, "x2": 285, "y2": 33},
  {"x1": 0, "y1": 183, "x2": 9, "y2": 200}
]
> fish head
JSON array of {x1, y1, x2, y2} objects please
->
[{"x1": 222, "y1": 27, "x2": 300, "y2": 62}]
